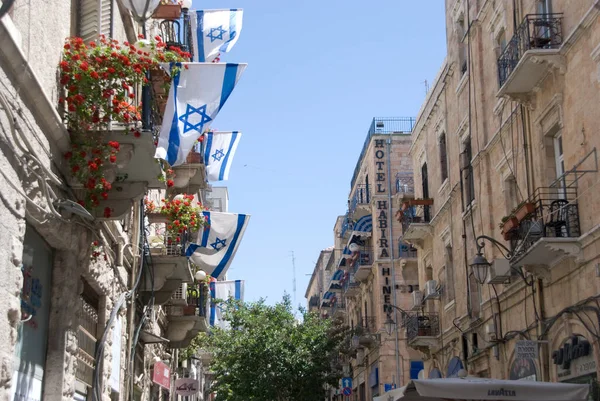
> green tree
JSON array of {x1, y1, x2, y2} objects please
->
[{"x1": 204, "y1": 295, "x2": 349, "y2": 401}]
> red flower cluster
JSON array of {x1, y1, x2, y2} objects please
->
[
  {"x1": 160, "y1": 194, "x2": 207, "y2": 243},
  {"x1": 90, "y1": 240, "x2": 108, "y2": 263}
]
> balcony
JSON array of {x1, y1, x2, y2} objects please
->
[
  {"x1": 165, "y1": 284, "x2": 209, "y2": 348},
  {"x1": 308, "y1": 295, "x2": 320, "y2": 310},
  {"x1": 498, "y1": 14, "x2": 565, "y2": 102},
  {"x1": 332, "y1": 299, "x2": 347, "y2": 318},
  {"x1": 355, "y1": 317, "x2": 379, "y2": 348},
  {"x1": 509, "y1": 180, "x2": 583, "y2": 279},
  {"x1": 348, "y1": 184, "x2": 371, "y2": 219},
  {"x1": 168, "y1": 143, "x2": 208, "y2": 197},
  {"x1": 406, "y1": 312, "x2": 440, "y2": 348},
  {"x1": 141, "y1": 228, "x2": 193, "y2": 305},
  {"x1": 398, "y1": 240, "x2": 418, "y2": 280},
  {"x1": 400, "y1": 202, "x2": 433, "y2": 248},
  {"x1": 197, "y1": 349, "x2": 214, "y2": 365},
  {"x1": 344, "y1": 273, "x2": 361, "y2": 297},
  {"x1": 353, "y1": 251, "x2": 373, "y2": 282}
]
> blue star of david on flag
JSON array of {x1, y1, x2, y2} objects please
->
[
  {"x1": 207, "y1": 25, "x2": 226, "y2": 42},
  {"x1": 210, "y1": 237, "x2": 227, "y2": 250},
  {"x1": 211, "y1": 149, "x2": 225, "y2": 162},
  {"x1": 178, "y1": 104, "x2": 212, "y2": 134}
]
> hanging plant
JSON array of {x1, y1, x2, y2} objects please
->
[
  {"x1": 59, "y1": 35, "x2": 190, "y2": 212},
  {"x1": 160, "y1": 194, "x2": 209, "y2": 243}
]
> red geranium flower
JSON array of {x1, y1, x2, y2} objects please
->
[
  {"x1": 109, "y1": 155, "x2": 116, "y2": 163},
  {"x1": 103, "y1": 207, "x2": 112, "y2": 218},
  {"x1": 167, "y1": 179, "x2": 175, "y2": 188}
]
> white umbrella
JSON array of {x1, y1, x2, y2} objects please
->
[{"x1": 373, "y1": 378, "x2": 589, "y2": 401}]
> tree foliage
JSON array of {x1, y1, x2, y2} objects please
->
[{"x1": 204, "y1": 296, "x2": 349, "y2": 401}]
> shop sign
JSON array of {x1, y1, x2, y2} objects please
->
[
  {"x1": 509, "y1": 358, "x2": 537, "y2": 381},
  {"x1": 152, "y1": 361, "x2": 171, "y2": 389},
  {"x1": 554, "y1": 336, "x2": 596, "y2": 381},
  {"x1": 515, "y1": 340, "x2": 538, "y2": 360},
  {"x1": 174, "y1": 378, "x2": 199, "y2": 396}
]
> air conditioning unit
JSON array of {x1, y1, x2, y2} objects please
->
[
  {"x1": 486, "y1": 322, "x2": 497, "y2": 343},
  {"x1": 487, "y1": 259, "x2": 511, "y2": 284},
  {"x1": 170, "y1": 283, "x2": 188, "y2": 305},
  {"x1": 412, "y1": 290, "x2": 423, "y2": 310},
  {"x1": 424, "y1": 280, "x2": 439, "y2": 299}
]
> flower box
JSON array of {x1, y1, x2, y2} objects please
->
[
  {"x1": 186, "y1": 150, "x2": 203, "y2": 164},
  {"x1": 515, "y1": 202, "x2": 536, "y2": 222},
  {"x1": 500, "y1": 216, "x2": 519, "y2": 240},
  {"x1": 152, "y1": 4, "x2": 182, "y2": 20},
  {"x1": 409, "y1": 198, "x2": 434, "y2": 206}
]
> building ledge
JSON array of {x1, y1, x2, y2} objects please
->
[{"x1": 511, "y1": 237, "x2": 583, "y2": 280}]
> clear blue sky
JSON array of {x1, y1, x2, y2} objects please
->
[{"x1": 192, "y1": 1, "x2": 447, "y2": 306}]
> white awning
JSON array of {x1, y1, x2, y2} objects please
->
[{"x1": 373, "y1": 379, "x2": 589, "y2": 401}]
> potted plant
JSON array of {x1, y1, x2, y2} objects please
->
[
  {"x1": 514, "y1": 201, "x2": 536, "y2": 222},
  {"x1": 152, "y1": 0, "x2": 183, "y2": 20},
  {"x1": 159, "y1": 194, "x2": 209, "y2": 244},
  {"x1": 59, "y1": 35, "x2": 190, "y2": 215},
  {"x1": 499, "y1": 215, "x2": 519, "y2": 240}
]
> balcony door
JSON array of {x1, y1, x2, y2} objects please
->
[
  {"x1": 421, "y1": 163, "x2": 430, "y2": 221},
  {"x1": 554, "y1": 131, "x2": 567, "y2": 199},
  {"x1": 536, "y1": 0, "x2": 552, "y2": 14}
]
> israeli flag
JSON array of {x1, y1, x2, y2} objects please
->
[
  {"x1": 154, "y1": 62, "x2": 247, "y2": 166},
  {"x1": 203, "y1": 131, "x2": 241, "y2": 181},
  {"x1": 209, "y1": 280, "x2": 244, "y2": 329},
  {"x1": 185, "y1": 211, "x2": 250, "y2": 279},
  {"x1": 191, "y1": 9, "x2": 244, "y2": 63}
]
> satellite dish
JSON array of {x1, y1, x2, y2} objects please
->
[{"x1": 418, "y1": 369, "x2": 425, "y2": 380}]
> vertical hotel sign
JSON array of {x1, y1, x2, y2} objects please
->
[
  {"x1": 374, "y1": 138, "x2": 393, "y2": 315},
  {"x1": 374, "y1": 139, "x2": 389, "y2": 259}
]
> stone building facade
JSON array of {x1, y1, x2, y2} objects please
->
[
  {"x1": 401, "y1": 0, "x2": 600, "y2": 395},
  {"x1": 310, "y1": 118, "x2": 424, "y2": 401},
  {"x1": 0, "y1": 1, "x2": 213, "y2": 401}
]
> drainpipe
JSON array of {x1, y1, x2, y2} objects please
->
[
  {"x1": 386, "y1": 137, "x2": 402, "y2": 386},
  {"x1": 125, "y1": 200, "x2": 142, "y2": 401}
]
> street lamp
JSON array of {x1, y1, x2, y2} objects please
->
[
  {"x1": 470, "y1": 235, "x2": 514, "y2": 285},
  {"x1": 385, "y1": 315, "x2": 396, "y2": 336},
  {"x1": 120, "y1": 0, "x2": 161, "y2": 23}
]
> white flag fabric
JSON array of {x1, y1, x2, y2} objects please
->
[
  {"x1": 191, "y1": 9, "x2": 244, "y2": 63},
  {"x1": 185, "y1": 211, "x2": 250, "y2": 279},
  {"x1": 209, "y1": 280, "x2": 244, "y2": 329},
  {"x1": 154, "y1": 62, "x2": 247, "y2": 166},
  {"x1": 204, "y1": 131, "x2": 241, "y2": 181}
]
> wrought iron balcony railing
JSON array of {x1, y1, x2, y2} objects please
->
[
  {"x1": 357, "y1": 316, "x2": 378, "y2": 335},
  {"x1": 398, "y1": 240, "x2": 418, "y2": 258},
  {"x1": 309, "y1": 295, "x2": 320, "y2": 308},
  {"x1": 395, "y1": 172, "x2": 415, "y2": 195},
  {"x1": 349, "y1": 184, "x2": 371, "y2": 216},
  {"x1": 400, "y1": 205, "x2": 432, "y2": 235},
  {"x1": 340, "y1": 213, "x2": 352, "y2": 239},
  {"x1": 350, "y1": 117, "x2": 415, "y2": 189},
  {"x1": 509, "y1": 180, "x2": 580, "y2": 260},
  {"x1": 406, "y1": 313, "x2": 440, "y2": 342},
  {"x1": 355, "y1": 251, "x2": 373, "y2": 267},
  {"x1": 186, "y1": 284, "x2": 208, "y2": 317},
  {"x1": 498, "y1": 13, "x2": 563, "y2": 87}
]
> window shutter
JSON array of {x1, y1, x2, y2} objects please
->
[{"x1": 78, "y1": 0, "x2": 113, "y2": 42}]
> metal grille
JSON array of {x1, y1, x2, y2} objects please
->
[
  {"x1": 406, "y1": 313, "x2": 440, "y2": 343},
  {"x1": 76, "y1": 296, "x2": 98, "y2": 387},
  {"x1": 395, "y1": 172, "x2": 414, "y2": 195},
  {"x1": 498, "y1": 13, "x2": 563, "y2": 87}
]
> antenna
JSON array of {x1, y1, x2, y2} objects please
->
[
  {"x1": 291, "y1": 251, "x2": 297, "y2": 305},
  {"x1": 422, "y1": 79, "x2": 429, "y2": 95}
]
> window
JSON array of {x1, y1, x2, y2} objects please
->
[
  {"x1": 76, "y1": 279, "x2": 100, "y2": 397},
  {"x1": 439, "y1": 133, "x2": 448, "y2": 182},
  {"x1": 457, "y1": 15, "x2": 468, "y2": 75},
  {"x1": 444, "y1": 245, "x2": 455, "y2": 303},
  {"x1": 462, "y1": 137, "x2": 475, "y2": 205},
  {"x1": 78, "y1": 0, "x2": 114, "y2": 43},
  {"x1": 503, "y1": 175, "x2": 518, "y2": 214},
  {"x1": 537, "y1": 0, "x2": 552, "y2": 14}
]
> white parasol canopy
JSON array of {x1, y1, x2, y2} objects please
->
[{"x1": 373, "y1": 378, "x2": 589, "y2": 401}]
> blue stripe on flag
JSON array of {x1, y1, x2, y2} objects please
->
[
  {"x1": 234, "y1": 280, "x2": 241, "y2": 300},
  {"x1": 212, "y1": 214, "x2": 246, "y2": 279},
  {"x1": 166, "y1": 65, "x2": 182, "y2": 165},
  {"x1": 203, "y1": 132, "x2": 213, "y2": 165},
  {"x1": 209, "y1": 281, "x2": 216, "y2": 326},
  {"x1": 219, "y1": 131, "x2": 238, "y2": 180},
  {"x1": 221, "y1": 10, "x2": 237, "y2": 53},
  {"x1": 185, "y1": 243, "x2": 199, "y2": 257},
  {"x1": 200, "y1": 211, "x2": 211, "y2": 247},
  {"x1": 219, "y1": 64, "x2": 238, "y2": 110},
  {"x1": 196, "y1": 11, "x2": 206, "y2": 62}
]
